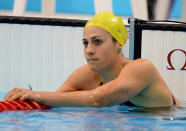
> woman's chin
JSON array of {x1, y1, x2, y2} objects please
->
[{"x1": 88, "y1": 65, "x2": 101, "y2": 72}]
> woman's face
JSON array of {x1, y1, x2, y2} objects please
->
[{"x1": 83, "y1": 26, "x2": 121, "y2": 72}]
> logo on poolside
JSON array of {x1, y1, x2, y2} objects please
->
[{"x1": 166, "y1": 49, "x2": 186, "y2": 71}]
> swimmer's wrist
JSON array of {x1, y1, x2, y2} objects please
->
[
  {"x1": 32, "y1": 91, "x2": 42, "y2": 102},
  {"x1": 31, "y1": 91, "x2": 52, "y2": 105}
]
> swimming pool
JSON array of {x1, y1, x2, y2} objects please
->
[{"x1": 1, "y1": 92, "x2": 186, "y2": 131}]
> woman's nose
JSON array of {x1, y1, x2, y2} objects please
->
[{"x1": 85, "y1": 43, "x2": 95, "y2": 55}]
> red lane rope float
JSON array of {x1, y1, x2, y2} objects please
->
[{"x1": 0, "y1": 100, "x2": 54, "y2": 112}]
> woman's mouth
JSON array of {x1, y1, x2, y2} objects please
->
[{"x1": 87, "y1": 58, "x2": 98, "y2": 62}]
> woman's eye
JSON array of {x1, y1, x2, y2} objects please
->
[
  {"x1": 83, "y1": 41, "x2": 88, "y2": 47},
  {"x1": 93, "y1": 39, "x2": 102, "y2": 45}
]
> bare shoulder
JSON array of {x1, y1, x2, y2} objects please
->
[
  {"x1": 128, "y1": 58, "x2": 154, "y2": 68},
  {"x1": 68, "y1": 64, "x2": 100, "y2": 85},
  {"x1": 117, "y1": 58, "x2": 157, "y2": 90},
  {"x1": 56, "y1": 64, "x2": 101, "y2": 92},
  {"x1": 121, "y1": 58, "x2": 156, "y2": 77}
]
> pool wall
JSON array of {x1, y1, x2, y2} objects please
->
[{"x1": 0, "y1": 15, "x2": 130, "y2": 92}]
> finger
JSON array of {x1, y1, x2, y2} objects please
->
[
  {"x1": 4, "y1": 87, "x2": 22, "y2": 100},
  {"x1": 7, "y1": 91, "x2": 26, "y2": 101},
  {"x1": 19, "y1": 92, "x2": 30, "y2": 101},
  {"x1": 5, "y1": 89, "x2": 29, "y2": 101},
  {"x1": 5, "y1": 88, "x2": 30, "y2": 101}
]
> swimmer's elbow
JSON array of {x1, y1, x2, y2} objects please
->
[
  {"x1": 87, "y1": 94, "x2": 110, "y2": 107},
  {"x1": 91, "y1": 100, "x2": 105, "y2": 107}
]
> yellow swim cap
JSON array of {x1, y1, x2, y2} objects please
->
[{"x1": 84, "y1": 12, "x2": 128, "y2": 46}]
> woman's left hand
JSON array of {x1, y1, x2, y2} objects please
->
[{"x1": 4, "y1": 87, "x2": 36, "y2": 101}]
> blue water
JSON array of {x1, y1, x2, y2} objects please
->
[{"x1": 1, "y1": 92, "x2": 186, "y2": 131}]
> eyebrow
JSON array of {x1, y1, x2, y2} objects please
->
[{"x1": 82, "y1": 36, "x2": 102, "y2": 41}]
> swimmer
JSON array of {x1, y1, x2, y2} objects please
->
[{"x1": 4, "y1": 12, "x2": 179, "y2": 108}]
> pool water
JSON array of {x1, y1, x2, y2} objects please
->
[{"x1": 1, "y1": 92, "x2": 186, "y2": 131}]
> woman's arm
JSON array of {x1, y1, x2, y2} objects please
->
[
  {"x1": 4, "y1": 64, "x2": 101, "y2": 107},
  {"x1": 4, "y1": 60, "x2": 153, "y2": 107},
  {"x1": 56, "y1": 65, "x2": 99, "y2": 92},
  {"x1": 4, "y1": 88, "x2": 98, "y2": 107}
]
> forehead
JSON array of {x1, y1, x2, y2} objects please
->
[{"x1": 83, "y1": 26, "x2": 112, "y2": 39}]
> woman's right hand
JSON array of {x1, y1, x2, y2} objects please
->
[{"x1": 4, "y1": 87, "x2": 36, "y2": 101}]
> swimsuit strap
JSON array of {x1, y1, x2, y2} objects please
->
[
  {"x1": 172, "y1": 95, "x2": 176, "y2": 106},
  {"x1": 100, "y1": 82, "x2": 103, "y2": 86}
]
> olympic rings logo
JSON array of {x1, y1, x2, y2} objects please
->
[{"x1": 166, "y1": 49, "x2": 186, "y2": 71}]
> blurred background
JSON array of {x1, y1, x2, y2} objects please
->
[{"x1": 0, "y1": 0, "x2": 185, "y2": 22}]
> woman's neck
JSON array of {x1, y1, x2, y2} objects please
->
[{"x1": 98, "y1": 58, "x2": 126, "y2": 83}]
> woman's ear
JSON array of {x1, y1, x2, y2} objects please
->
[{"x1": 117, "y1": 43, "x2": 123, "y2": 53}]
